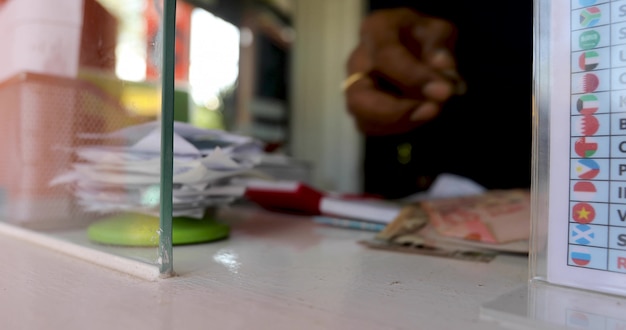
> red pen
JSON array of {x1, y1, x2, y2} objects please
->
[{"x1": 243, "y1": 180, "x2": 400, "y2": 224}]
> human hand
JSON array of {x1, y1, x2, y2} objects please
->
[{"x1": 344, "y1": 8, "x2": 463, "y2": 135}]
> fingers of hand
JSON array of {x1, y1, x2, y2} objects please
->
[
  {"x1": 345, "y1": 78, "x2": 416, "y2": 122},
  {"x1": 409, "y1": 17, "x2": 465, "y2": 96},
  {"x1": 359, "y1": 9, "x2": 460, "y2": 101},
  {"x1": 428, "y1": 49, "x2": 456, "y2": 70},
  {"x1": 347, "y1": 43, "x2": 373, "y2": 74},
  {"x1": 368, "y1": 43, "x2": 436, "y2": 93},
  {"x1": 363, "y1": 41, "x2": 462, "y2": 100},
  {"x1": 346, "y1": 8, "x2": 461, "y2": 135},
  {"x1": 345, "y1": 79, "x2": 441, "y2": 135},
  {"x1": 412, "y1": 17, "x2": 457, "y2": 55},
  {"x1": 409, "y1": 102, "x2": 440, "y2": 123}
]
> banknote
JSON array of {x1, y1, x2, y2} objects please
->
[
  {"x1": 364, "y1": 189, "x2": 531, "y2": 259},
  {"x1": 364, "y1": 203, "x2": 499, "y2": 261},
  {"x1": 358, "y1": 238, "x2": 498, "y2": 262},
  {"x1": 420, "y1": 189, "x2": 530, "y2": 244}
]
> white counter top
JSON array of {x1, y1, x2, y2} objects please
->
[{"x1": 0, "y1": 206, "x2": 539, "y2": 330}]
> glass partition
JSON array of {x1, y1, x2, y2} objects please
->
[
  {"x1": 0, "y1": 0, "x2": 299, "y2": 279},
  {"x1": 0, "y1": 0, "x2": 177, "y2": 279}
]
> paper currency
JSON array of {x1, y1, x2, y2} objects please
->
[
  {"x1": 358, "y1": 239, "x2": 497, "y2": 262},
  {"x1": 421, "y1": 189, "x2": 530, "y2": 244},
  {"x1": 363, "y1": 189, "x2": 531, "y2": 259}
]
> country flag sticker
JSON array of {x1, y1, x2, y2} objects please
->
[
  {"x1": 575, "y1": 159, "x2": 600, "y2": 179},
  {"x1": 582, "y1": 73, "x2": 600, "y2": 93},
  {"x1": 574, "y1": 137, "x2": 598, "y2": 157},
  {"x1": 580, "y1": 7, "x2": 601, "y2": 27},
  {"x1": 576, "y1": 94, "x2": 599, "y2": 114},
  {"x1": 570, "y1": 246, "x2": 592, "y2": 266},
  {"x1": 579, "y1": 30, "x2": 601, "y2": 50},
  {"x1": 573, "y1": 181, "x2": 597, "y2": 200},
  {"x1": 572, "y1": 202, "x2": 596, "y2": 224},
  {"x1": 571, "y1": 224, "x2": 595, "y2": 245},
  {"x1": 579, "y1": 51, "x2": 600, "y2": 71},
  {"x1": 574, "y1": 115, "x2": 600, "y2": 136}
]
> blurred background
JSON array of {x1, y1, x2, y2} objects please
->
[
  {"x1": 0, "y1": 0, "x2": 364, "y2": 228},
  {"x1": 95, "y1": 0, "x2": 364, "y2": 193}
]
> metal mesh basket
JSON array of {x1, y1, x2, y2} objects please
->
[{"x1": 0, "y1": 72, "x2": 153, "y2": 230}]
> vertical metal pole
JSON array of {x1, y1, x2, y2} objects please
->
[{"x1": 159, "y1": 0, "x2": 176, "y2": 277}]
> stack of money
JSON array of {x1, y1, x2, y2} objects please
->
[
  {"x1": 50, "y1": 120, "x2": 273, "y2": 219},
  {"x1": 360, "y1": 190, "x2": 531, "y2": 262}
]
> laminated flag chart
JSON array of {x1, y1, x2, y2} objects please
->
[{"x1": 546, "y1": 0, "x2": 626, "y2": 296}]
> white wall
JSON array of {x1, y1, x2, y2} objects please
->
[{"x1": 290, "y1": 0, "x2": 365, "y2": 193}]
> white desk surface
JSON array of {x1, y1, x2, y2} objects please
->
[{"x1": 0, "y1": 206, "x2": 539, "y2": 330}]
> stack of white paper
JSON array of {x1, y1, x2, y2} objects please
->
[{"x1": 50, "y1": 120, "x2": 273, "y2": 219}]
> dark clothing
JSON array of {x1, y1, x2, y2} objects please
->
[{"x1": 364, "y1": 1, "x2": 533, "y2": 198}]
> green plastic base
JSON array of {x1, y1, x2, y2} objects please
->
[{"x1": 87, "y1": 213, "x2": 230, "y2": 247}]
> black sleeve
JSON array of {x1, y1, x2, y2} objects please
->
[{"x1": 362, "y1": 1, "x2": 533, "y2": 198}]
